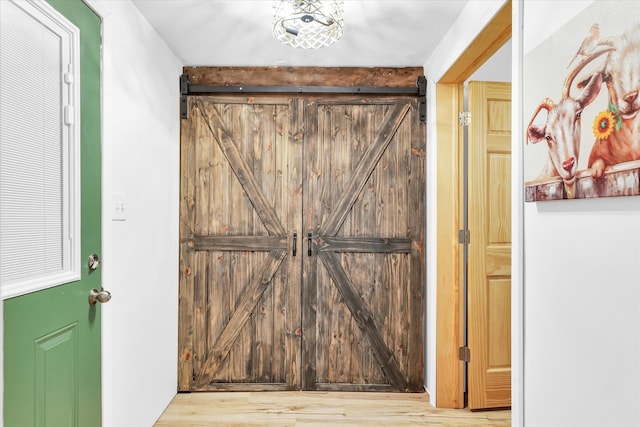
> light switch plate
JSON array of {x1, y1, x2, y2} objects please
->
[{"x1": 112, "y1": 192, "x2": 126, "y2": 221}]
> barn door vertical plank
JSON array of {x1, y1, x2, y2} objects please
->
[
  {"x1": 301, "y1": 99, "x2": 317, "y2": 390},
  {"x1": 236, "y1": 102, "x2": 255, "y2": 383},
  {"x1": 178, "y1": 97, "x2": 197, "y2": 391},
  {"x1": 371, "y1": 104, "x2": 391, "y2": 386},
  {"x1": 324, "y1": 103, "x2": 350, "y2": 385},
  {"x1": 346, "y1": 104, "x2": 365, "y2": 385},
  {"x1": 302, "y1": 99, "x2": 319, "y2": 390},
  {"x1": 284, "y1": 98, "x2": 304, "y2": 388},
  {"x1": 407, "y1": 100, "x2": 426, "y2": 390},
  {"x1": 391, "y1": 101, "x2": 410, "y2": 388},
  {"x1": 202, "y1": 99, "x2": 229, "y2": 383},
  {"x1": 197, "y1": 98, "x2": 217, "y2": 382},
  {"x1": 262, "y1": 102, "x2": 280, "y2": 384},
  {"x1": 375, "y1": 103, "x2": 398, "y2": 383}
]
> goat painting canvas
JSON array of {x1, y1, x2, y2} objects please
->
[{"x1": 524, "y1": 1, "x2": 640, "y2": 201}]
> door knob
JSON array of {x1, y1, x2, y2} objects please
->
[{"x1": 88, "y1": 288, "x2": 111, "y2": 305}]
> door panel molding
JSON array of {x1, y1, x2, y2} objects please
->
[{"x1": 35, "y1": 323, "x2": 79, "y2": 427}]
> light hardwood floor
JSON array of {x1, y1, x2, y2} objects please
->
[{"x1": 154, "y1": 391, "x2": 511, "y2": 426}]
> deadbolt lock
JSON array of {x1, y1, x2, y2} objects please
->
[{"x1": 88, "y1": 253, "x2": 100, "y2": 271}]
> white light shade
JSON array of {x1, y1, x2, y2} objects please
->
[{"x1": 272, "y1": 0, "x2": 344, "y2": 49}]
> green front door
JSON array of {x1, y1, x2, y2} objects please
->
[{"x1": 3, "y1": 0, "x2": 102, "y2": 426}]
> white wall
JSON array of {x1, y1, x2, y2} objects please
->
[
  {"x1": 522, "y1": 2, "x2": 640, "y2": 427},
  {"x1": 98, "y1": 1, "x2": 183, "y2": 426}
]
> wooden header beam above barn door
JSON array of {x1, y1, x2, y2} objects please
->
[{"x1": 179, "y1": 67, "x2": 427, "y2": 121}]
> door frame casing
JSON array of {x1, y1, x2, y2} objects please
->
[{"x1": 434, "y1": 0, "x2": 512, "y2": 409}]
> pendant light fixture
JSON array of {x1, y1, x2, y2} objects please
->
[{"x1": 272, "y1": 0, "x2": 344, "y2": 49}]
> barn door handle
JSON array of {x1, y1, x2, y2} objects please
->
[
  {"x1": 292, "y1": 232, "x2": 297, "y2": 257},
  {"x1": 307, "y1": 233, "x2": 312, "y2": 256}
]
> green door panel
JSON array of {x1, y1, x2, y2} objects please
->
[{"x1": 3, "y1": 0, "x2": 102, "y2": 426}]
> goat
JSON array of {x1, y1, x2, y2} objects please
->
[
  {"x1": 588, "y1": 24, "x2": 640, "y2": 178},
  {"x1": 527, "y1": 47, "x2": 613, "y2": 198}
]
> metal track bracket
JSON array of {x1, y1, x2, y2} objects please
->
[
  {"x1": 180, "y1": 74, "x2": 190, "y2": 119},
  {"x1": 417, "y1": 76, "x2": 427, "y2": 122}
]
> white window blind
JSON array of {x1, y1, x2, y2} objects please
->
[{"x1": 0, "y1": 0, "x2": 80, "y2": 299}]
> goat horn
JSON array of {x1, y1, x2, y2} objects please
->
[
  {"x1": 562, "y1": 46, "x2": 615, "y2": 98},
  {"x1": 541, "y1": 97, "x2": 556, "y2": 109},
  {"x1": 525, "y1": 98, "x2": 556, "y2": 144}
]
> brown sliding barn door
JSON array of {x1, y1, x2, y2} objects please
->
[
  {"x1": 179, "y1": 96, "x2": 303, "y2": 391},
  {"x1": 302, "y1": 99, "x2": 425, "y2": 392},
  {"x1": 179, "y1": 94, "x2": 425, "y2": 392}
]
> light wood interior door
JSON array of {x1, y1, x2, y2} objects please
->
[
  {"x1": 178, "y1": 94, "x2": 425, "y2": 392},
  {"x1": 467, "y1": 81, "x2": 512, "y2": 409}
]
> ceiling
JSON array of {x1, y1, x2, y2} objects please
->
[{"x1": 131, "y1": 0, "x2": 469, "y2": 67}]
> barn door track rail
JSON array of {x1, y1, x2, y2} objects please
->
[{"x1": 180, "y1": 74, "x2": 427, "y2": 121}]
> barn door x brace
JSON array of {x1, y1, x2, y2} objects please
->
[{"x1": 180, "y1": 74, "x2": 427, "y2": 122}]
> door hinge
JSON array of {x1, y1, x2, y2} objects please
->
[
  {"x1": 459, "y1": 111, "x2": 471, "y2": 126},
  {"x1": 459, "y1": 346, "x2": 471, "y2": 363},
  {"x1": 458, "y1": 229, "x2": 470, "y2": 244}
]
